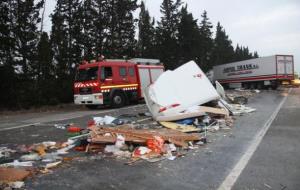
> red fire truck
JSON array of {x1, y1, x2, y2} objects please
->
[{"x1": 74, "y1": 59, "x2": 164, "y2": 108}]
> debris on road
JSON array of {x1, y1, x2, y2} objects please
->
[
  {"x1": 0, "y1": 60, "x2": 261, "y2": 188},
  {"x1": 0, "y1": 167, "x2": 31, "y2": 182},
  {"x1": 144, "y1": 61, "x2": 220, "y2": 120},
  {"x1": 159, "y1": 121, "x2": 201, "y2": 133},
  {"x1": 88, "y1": 125, "x2": 200, "y2": 147}
]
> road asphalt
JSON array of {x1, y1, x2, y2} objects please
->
[
  {"x1": 232, "y1": 88, "x2": 300, "y2": 190},
  {"x1": 0, "y1": 88, "x2": 299, "y2": 190}
]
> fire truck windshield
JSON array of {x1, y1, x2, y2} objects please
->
[{"x1": 75, "y1": 67, "x2": 98, "y2": 82}]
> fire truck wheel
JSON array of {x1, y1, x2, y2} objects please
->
[{"x1": 111, "y1": 92, "x2": 126, "y2": 108}]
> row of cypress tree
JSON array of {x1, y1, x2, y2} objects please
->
[{"x1": 0, "y1": 0, "x2": 258, "y2": 109}]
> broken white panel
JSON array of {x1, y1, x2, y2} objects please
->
[
  {"x1": 93, "y1": 115, "x2": 116, "y2": 125},
  {"x1": 219, "y1": 99, "x2": 256, "y2": 115},
  {"x1": 144, "y1": 61, "x2": 220, "y2": 119},
  {"x1": 216, "y1": 80, "x2": 226, "y2": 99},
  {"x1": 155, "y1": 106, "x2": 206, "y2": 121}
]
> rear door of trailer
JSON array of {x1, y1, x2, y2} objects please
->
[
  {"x1": 137, "y1": 65, "x2": 164, "y2": 97},
  {"x1": 276, "y1": 55, "x2": 294, "y2": 79}
]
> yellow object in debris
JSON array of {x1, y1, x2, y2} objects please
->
[
  {"x1": 35, "y1": 145, "x2": 46, "y2": 156},
  {"x1": 159, "y1": 121, "x2": 201, "y2": 133},
  {"x1": 292, "y1": 79, "x2": 300, "y2": 86}
]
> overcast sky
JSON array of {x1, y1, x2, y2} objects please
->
[{"x1": 44, "y1": 0, "x2": 300, "y2": 72}]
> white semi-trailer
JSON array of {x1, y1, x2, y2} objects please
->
[{"x1": 213, "y1": 55, "x2": 294, "y2": 89}]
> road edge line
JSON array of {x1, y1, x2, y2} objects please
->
[
  {"x1": 0, "y1": 104, "x2": 146, "y2": 131},
  {"x1": 218, "y1": 88, "x2": 291, "y2": 190},
  {"x1": 0, "y1": 122, "x2": 41, "y2": 132}
]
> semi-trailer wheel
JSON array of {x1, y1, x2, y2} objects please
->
[
  {"x1": 250, "y1": 82, "x2": 257, "y2": 89},
  {"x1": 257, "y1": 82, "x2": 263, "y2": 89},
  {"x1": 111, "y1": 91, "x2": 126, "y2": 108},
  {"x1": 271, "y1": 84, "x2": 278, "y2": 90},
  {"x1": 271, "y1": 81, "x2": 279, "y2": 90},
  {"x1": 243, "y1": 82, "x2": 250, "y2": 89}
]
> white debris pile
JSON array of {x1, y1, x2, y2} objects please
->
[
  {"x1": 144, "y1": 60, "x2": 257, "y2": 121},
  {"x1": 144, "y1": 61, "x2": 221, "y2": 121}
]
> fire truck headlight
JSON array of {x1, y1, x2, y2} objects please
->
[{"x1": 94, "y1": 95, "x2": 103, "y2": 99}]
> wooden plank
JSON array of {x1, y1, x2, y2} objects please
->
[
  {"x1": 89, "y1": 125, "x2": 200, "y2": 146},
  {"x1": 156, "y1": 110, "x2": 205, "y2": 121},
  {"x1": 168, "y1": 138, "x2": 188, "y2": 148},
  {"x1": 159, "y1": 121, "x2": 201, "y2": 133},
  {"x1": 155, "y1": 106, "x2": 228, "y2": 121},
  {"x1": 198, "y1": 106, "x2": 229, "y2": 116}
]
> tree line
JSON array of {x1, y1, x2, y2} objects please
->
[{"x1": 0, "y1": 0, "x2": 258, "y2": 109}]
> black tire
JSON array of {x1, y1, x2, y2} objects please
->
[
  {"x1": 271, "y1": 84, "x2": 278, "y2": 90},
  {"x1": 111, "y1": 91, "x2": 126, "y2": 108},
  {"x1": 257, "y1": 82, "x2": 263, "y2": 90},
  {"x1": 250, "y1": 82, "x2": 257, "y2": 89},
  {"x1": 243, "y1": 82, "x2": 250, "y2": 89},
  {"x1": 86, "y1": 105, "x2": 98, "y2": 109},
  {"x1": 271, "y1": 81, "x2": 279, "y2": 90}
]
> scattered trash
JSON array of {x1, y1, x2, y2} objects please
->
[
  {"x1": 132, "y1": 147, "x2": 152, "y2": 157},
  {"x1": 68, "y1": 126, "x2": 82, "y2": 133},
  {"x1": 219, "y1": 99, "x2": 256, "y2": 115},
  {"x1": 176, "y1": 118, "x2": 195, "y2": 125},
  {"x1": 0, "y1": 167, "x2": 31, "y2": 181},
  {"x1": 159, "y1": 121, "x2": 201, "y2": 133},
  {"x1": 20, "y1": 153, "x2": 41, "y2": 161},
  {"x1": 89, "y1": 125, "x2": 200, "y2": 148},
  {"x1": 42, "y1": 153, "x2": 62, "y2": 162},
  {"x1": 45, "y1": 161, "x2": 62, "y2": 169},
  {"x1": 104, "y1": 145, "x2": 121, "y2": 154},
  {"x1": 147, "y1": 136, "x2": 164, "y2": 154},
  {"x1": 0, "y1": 147, "x2": 16, "y2": 164},
  {"x1": 0, "y1": 61, "x2": 260, "y2": 188},
  {"x1": 9, "y1": 181, "x2": 25, "y2": 189},
  {"x1": 34, "y1": 144, "x2": 47, "y2": 156},
  {"x1": 93, "y1": 116, "x2": 116, "y2": 125},
  {"x1": 231, "y1": 96, "x2": 248, "y2": 105},
  {"x1": 54, "y1": 124, "x2": 70, "y2": 129},
  {"x1": 1, "y1": 160, "x2": 33, "y2": 167},
  {"x1": 115, "y1": 135, "x2": 125, "y2": 148},
  {"x1": 207, "y1": 123, "x2": 220, "y2": 132}
]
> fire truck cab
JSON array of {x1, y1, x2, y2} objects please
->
[{"x1": 74, "y1": 59, "x2": 164, "y2": 108}]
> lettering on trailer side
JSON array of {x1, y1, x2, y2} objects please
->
[{"x1": 223, "y1": 63, "x2": 259, "y2": 76}]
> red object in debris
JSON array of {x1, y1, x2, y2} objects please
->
[
  {"x1": 68, "y1": 126, "x2": 82, "y2": 133},
  {"x1": 74, "y1": 146, "x2": 86, "y2": 151},
  {"x1": 87, "y1": 120, "x2": 95, "y2": 128},
  {"x1": 132, "y1": 147, "x2": 151, "y2": 157},
  {"x1": 147, "y1": 136, "x2": 165, "y2": 154}
]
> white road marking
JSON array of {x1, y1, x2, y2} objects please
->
[
  {"x1": 218, "y1": 88, "x2": 291, "y2": 190},
  {"x1": 0, "y1": 104, "x2": 146, "y2": 131},
  {"x1": 50, "y1": 104, "x2": 146, "y2": 122},
  {"x1": 0, "y1": 123, "x2": 41, "y2": 132}
]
